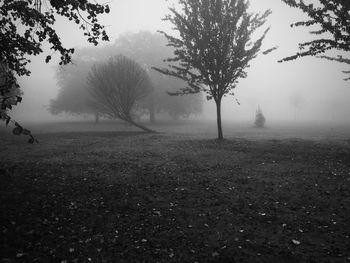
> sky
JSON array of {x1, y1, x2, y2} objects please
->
[{"x1": 12, "y1": 0, "x2": 350, "y2": 124}]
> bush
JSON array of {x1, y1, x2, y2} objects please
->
[{"x1": 255, "y1": 107, "x2": 266, "y2": 128}]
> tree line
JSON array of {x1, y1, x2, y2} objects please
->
[
  {"x1": 1, "y1": 0, "x2": 349, "y2": 141},
  {"x1": 49, "y1": 31, "x2": 203, "y2": 131}
]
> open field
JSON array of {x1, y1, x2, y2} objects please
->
[{"x1": 1, "y1": 121, "x2": 350, "y2": 262}]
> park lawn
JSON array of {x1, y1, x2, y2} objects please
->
[{"x1": 1, "y1": 130, "x2": 350, "y2": 262}]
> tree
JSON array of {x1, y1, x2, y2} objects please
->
[
  {"x1": 87, "y1": 55, "x2": 154, "y2": 132},
  {"x1": 155, "y1": 76, "x2": 203, "y2": 120},
  {"x1": 0, "y1": 0, "x2": 109, "y2": 138},
  {"x1": 290, "y1": 93, "x2": 303, "y2": 121},
  {"x1": 153, "y1": 0, "x2": 271, "y2": 140},
  {"x1": 106, "y1": 31, "x2": 203, "y2": 122},
  {"x1": 279, "y1": 0, "x2": 350, "y2": 80},
  {"x1": 254, "y1": 106, "x2": 266, "y2": 128},
  {"x1": 57, "y1": 31, "x2": 203, "y2": 122},
  {"x1": 49, "y1": 59, "x2": 100, "y2": 121}
]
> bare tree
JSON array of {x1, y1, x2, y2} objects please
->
[
  {"x1": 153, "y1": 0, "x2": 271, "y2": 140},
  {"x1": 87, "y1": 55, "x2": 155, "y2": 132}
]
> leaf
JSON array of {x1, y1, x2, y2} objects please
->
[
  {"x1": 292, "y1": 239, "x2": 301, "y2": 245},
  {"x1": 212, "y1": 252, "x2": 220, "y2": 257},
  {"x1": 45, "y1": 55, "x2": 51, "y2": 63}
]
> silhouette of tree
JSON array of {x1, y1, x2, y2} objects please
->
[
  {"x1": 1, "y1": 0, "x2": 109, "y2": 139},
  {"x1": 87, "y1": 55, "x2": 154, "y2": 132},
  {"x1": 254, "y1": 106, "x2": 266, "y2": 128},
  {"x1": 49, "y1": 59, "x2": 100, "y2": 121},
  {"x1": 290, "y1": 93, "x2": 303, "y2": 121},
  {"x1": 153, "y1": 0, "x2": 271, "y2": 139},
  {"x1": 52, "y1": 31, "x2": 203, "y2": 123}
]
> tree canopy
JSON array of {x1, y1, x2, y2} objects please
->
[
  {"x1": 280, "y1": 0, "x2": 350, "y2": 80},
  {"x1": 1, "y1": 0, "x2": 109, "y2": 77},
  {"x1": 0, "y1": 0, "x2": 109, "y2": 140},
  {"x1": 154, "y1": 0, "x2": 271, "y2": 139},
  {"x1": 49, "y1": 59, "x2": 95, "y2": 117},
  {"x1": 50, "y1": 31, "x2": 203, "y2": 122},
  {"x1": 104, "y1": 31, "x2": 204, "y2": 121}
]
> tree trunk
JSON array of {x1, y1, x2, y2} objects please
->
[
  {"x1": 126, "y1": 118, "x2": 156, "y2": 133},
  {"x1": 149, "y1": 102, "x2": 156, "y2": 124},
  {"x1": 215, "y1": 99, "x2": 223, "y2": 140}
]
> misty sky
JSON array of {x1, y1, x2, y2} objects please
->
[{"x1": 12, "y1": 0, "x2": 350, "y2": 124}]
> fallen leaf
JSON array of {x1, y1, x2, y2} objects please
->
[{"x1": 292, "y1": 239, "x2": 301, "y2": 245}]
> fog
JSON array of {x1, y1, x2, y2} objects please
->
[{"x1": 11, "y1": 0, "x2": 350, "y2": 125}]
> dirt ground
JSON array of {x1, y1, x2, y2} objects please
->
[{"x1": 1, "y1": 121, "x2": 350, "y2": 262}]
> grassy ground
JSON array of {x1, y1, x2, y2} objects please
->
[{"x1": 1, "y1": 121, "x2": 350, "y2": 262}]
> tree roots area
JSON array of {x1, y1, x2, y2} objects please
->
[{"x1": 1, "y1": 131, "x2": 349, "y2": 263}]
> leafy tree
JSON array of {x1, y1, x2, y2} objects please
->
[
  {"x1": 1, "y1": 0, "x2": 109, "y2": 138},
  {"x1": 49, "y1": 59, "x2": 100, "y2": 120},
  {"x1": 279, "y1": 0, "x2": 350, "y2": 80},
  {"x1": 254, "y1": 106, "x2": 266, "y2": 128},
  {"x1": 55, "y1": 31, "x2": 203, "y2": 122},
  {"x1": 155, "y1": 76, "x2": 203, "y2": 120},
  {"x1": 154, "y1": 0, "x2": 271, "y2": 139},
  {"x1": 105, "y1": 31, "x2": 203, "y2": 122},
  {"x1": 87, "y1": 55, "x2": 154, "y2": 132}
]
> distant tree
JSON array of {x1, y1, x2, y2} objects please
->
[
  {"x1": 254, "y1": 106, "x2": 266, "y2": 128},
  {"x1": 290, "y1": 93, "x2": 303, "y2": 121},
  {"x1": 49, "y1": 59, "x2": 101, "y2": 121},
  {"x1": 158, "y1": 77, "x2": 203, "y2": 120},
  {"x1": 279, "y1": 0, "x2": 350, "y2": 80},
  {"x1": 67, "y1": 31, "x2": 203, "y2": 122},
  {"x1": 154, "y1": 0, "x2": 271, "y2": 140},
  {"x1": 108, "y1": 31, "x2": 203, "y2": 122},
  {"x1": 87, "y1": 55, "x2": 154, "y2": 132},
  {"x1": 0, "y1": 0, "x2": 109, "y2": 138}
]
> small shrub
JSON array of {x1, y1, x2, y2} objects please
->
[{"x1": 255, "y1": 107, "x2": 266, "y2": 128}]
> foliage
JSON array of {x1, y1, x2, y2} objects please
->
[
  {"x1": 279, "y1": 0, "x2": 350, "y2": 80},
  {"x1": 100, "y1": 31, "x2": 203, "y2": 120},
  {"x1": 87, "y1": 55, "x2": 154, "y2": 132},
  {"x1": 1, "y1": 0, "x2": 109, "y2": 76},
  {"x1": 254, "y1": 106, "x2": 266, "y2": 128},
  {"x1": 0, "y1": 0, "x2": 109, "y2": 139},
  {"x1": 49, "y1": 59, "x2": 96, "y2": 116},
  {"x1": 151, "y1": 75, "x2": 202, "y2": 120},
  {"x1": 51, "y1": 31, "x2": 203, "y2": 121},
  {"x1": 0, "y1": 63, "x2": 37, "y2": 143},
  {"x1": 153, "y1": 0, "x2": 271, "y2": 139}
]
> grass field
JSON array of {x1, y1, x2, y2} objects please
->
[{"x1": 1, "y1": 120, "x2": 350, "y2": 262}]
